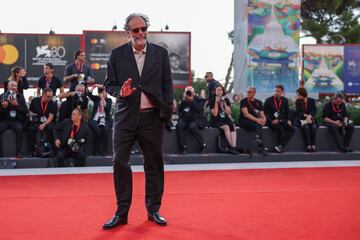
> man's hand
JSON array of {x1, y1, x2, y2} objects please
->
[
  {"x1": 120, "y1": 78, "x2": 136, "y2": 97},
  {"x1": 335, "y1": 120, "x2": 343, "y2": 127},
  {"x1": 257, "y1": 118, "x2": 266, "y2": 126},
  {"x1": 287, "y1": 120, "x2": 292, "y2": 126},
  {"x1": 215, "y1": 96, "x2": 221, "y2": 103},
  {"x1": 55, "y1": 139, "x2": 61, "y2": 148},
  {"x1": 72, "y1": 73, "x2": 79, "y2": 79},
  {"x1": 38, "y1": 123, "x2": 46, "y2": 131},
  {"x1": 9, "y1": 99, "x2": 19, "y2": 107},
  {"x1": 1, "y1": 100, "x2": 9, "y2": 108},
  {"x1": 271, "y1": 119, "x2": 279, "y2": 125}
]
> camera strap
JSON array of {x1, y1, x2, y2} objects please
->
[
  {"x1": 70, "y1": 123, "x2": 81, "y2": 139},
  {"x1": 273, "y1": 96, "x2": 282, "y2": 113}
]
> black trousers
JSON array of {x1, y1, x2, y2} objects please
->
[
  {"x1": 0, "y1": 120, "x2": 23, "y2": 155},
  {"x1": 268, "y1": 121, "x2": 295, "y2": 147},
  {"x1": 176, "y1": 119, "x2": 204, "y2": 149},
  {"x1": 327, "y1": 124, "x2": 354, "y2": 149},
  {"x1": 56, "y1": 146, "x2": 86, "y2": 167},
  {"x1": 113, "y1": 111, "x2": 164, "y2": 219},
  {"x1": 27, "y1": 123, "x2": 54, "y2": 155},
  {"x1": 239, "y1": 119, "x2": 264, "y2": 147},
  {"x1": 89, "y1": 120, "x2": 112, "y2": 155},
  {"x1": 300, "y1": 123, "x2": 318, "y2": 146}
]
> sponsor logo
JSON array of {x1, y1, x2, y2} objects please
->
[{"x1": 0, "y1": 44, "x2": 19, "y2": 65}]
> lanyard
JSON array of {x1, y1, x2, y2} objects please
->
[
  {"x1": 331, "y1": 102, "x2": 342, "y2": 113},
  {"x1": 40, "y1": 101, "x2": 48, "y2": 115},
  {"x1": 247, "y1": 99, "x2": 258, "y2": 112},
  {"x1": 273, "y1": 96, "x2": 282, "y2": 112},
  {"x1": 75, "y1": 62, "x2": 84, "y2": 73},
  {"x1": 70, "y1": 123, "x2": 81, "y2": 139}
]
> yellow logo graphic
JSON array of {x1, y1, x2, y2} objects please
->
[{"x1": 0, "y1": 44, "x2": 19, "y2": 65}]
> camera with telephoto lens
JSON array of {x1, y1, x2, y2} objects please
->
[
  {"x1": 78, "y1": 73, "x2": 86, "y2": 85},
  {"x1": 1, "y1": 90, "x2": 20, "y2": 102},
  {"x1": 185, "y1": 90, "x2": 192, "y2": 97},
  {"x1": 68, "y1": 138, "x2": 85, "y2": 152}
]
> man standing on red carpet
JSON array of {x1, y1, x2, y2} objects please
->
[{"x1": 103, "y1": 13, "x2": 173, "y2": 229}]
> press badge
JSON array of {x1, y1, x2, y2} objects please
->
[
  {"x1": 274, "y1": 112, "x2": 279, "y2": 118},
  {"x1": 184, "y1": 107, "x2": 190, "y2": 112},
  {"x1": 41, "y1": 116, "x2": 47, "y2": 123},
  {"x1": 254, "y1": 109, "x2": 259, "y2": 114},
  {"x1": 10, "y1": 110, "x2": 16, "y2": 118},
  {"x1": 220, "y1": 112, "x2": 226, "y2": 118},
  {"x1": 67, "y1": 138, "x2": 74, "y2": 145}
]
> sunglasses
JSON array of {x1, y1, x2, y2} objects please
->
[{"x1": 131, "y1": 27, "x2": 148, "y2": 33}]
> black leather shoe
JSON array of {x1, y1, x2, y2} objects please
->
[
  {"x1": 103, "y1": 215, "x2": 128, "y2": 230},
  {"x1": 15, "y1": 152, "x2": 24, "y2": 158},
  {"x1": 148, "y1": 212, "x2": 167, "y2": 226}
]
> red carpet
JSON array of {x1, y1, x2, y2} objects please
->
[{"x1": 1, "y1": 167, "x2": 360, "y2": 240}]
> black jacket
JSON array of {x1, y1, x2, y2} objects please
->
[
  {"x1": 295, "y1": 97, "x2": 317, "y2": 120},
  {"x1": 104, "y1": 42, "x2": 174, "y2": 130},
  {"x1": 53, "y1": 119, "x2": 91, "y2": 148},
  {"x1": 264, "y1": 96, "x2": 290, "y2": 124},
  {"x1": 178, "y1": 96, "x2": 206, "y2": 125},
  {"x1": 0, "y1": 93, "x2": 28, "y2": 122}
]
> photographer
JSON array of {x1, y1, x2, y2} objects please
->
[
  {"x1": 176, "y1": 86, "x2": 207, "y2": 154},
  {"x1": 88, "y1": 85, "x2": 113, "y2": 156},
  {"x1": 63, "y1": 50, "x2": 95, "y2": 92},
  {"x1": 264, "y1": 85, "x2": 295, "y2": 153},
  {"x1": 295, "y1": 88, "x2": 318, "y2": 152},
  {"x1": 54, "y1": 108, "x2": 91, "y2": 167},
  {"x1": 323, "y1": 93, "x2": 354, "y2": 153},
  {"x1": 0, "y1": 80, "x2": 28, "y2": 158},
  {"x1": 27, "y1": 88, "x2": 57, "y2": 157},
  {"x1": 58, "y1": 84, "x2": 89, "y2": 122},
  {"x1": 36, "y1": 63, "x2": 64, "y2": 98},
  {"x1": 239, "y1": 87, "x2": 267, "y2": 155}
]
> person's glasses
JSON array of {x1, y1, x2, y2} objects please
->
[
  {"x1": 204, "y1": 75, "x2": 208, "y2": 78},
  {"x1": 131, "y1": 27, "x2": 148, "y2": 33}
]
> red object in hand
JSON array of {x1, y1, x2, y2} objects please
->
[{"x1": 120, "y1": 78, "x2": 136, "y2": 97}]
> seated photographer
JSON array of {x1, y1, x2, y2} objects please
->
[
  {"x1": 63, "y1": 50, "x2": 95, "y2": 92},
  {"x1": 295, "y1": 88, "x2": 318, "y2": 152},
  {"x1": 88, "y1": 85, "x2": 113, "y2": 156},
  {"x1": 322, "y1": 93, "x2": 354, "y2": 153},
  {"x1": 239, "y1": 87, "x2": 267, "y2": 155},
  {"x1": 58, "y1": 84, "x2": 89, "y2": 122},
  {"x1": 27, "y1": 88, "x2": 57, "y2": 157},
  {"x1": 54, "y1": 108, "x2": 91, "y2": 167},
  {"x1": 210, "y1": 84, "x2": 238, "y2": 154},
  {"x1": 176, "y1": 86, "x2": 207, "y2": 154},
  {"x1": 36, "y1": 63, "x2": 64, "y2": 99},
  {"x1": 0, "y1": 80, "x2": 28, "y2": 158},
  {"x1": 264, "y1": 85, "x2": 295, "y2": 153}
]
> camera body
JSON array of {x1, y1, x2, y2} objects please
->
[
  {"x1": 1, "y1": 90, "x2": 20, "y2": 102},
  {"x1": 185, "y1": 90, "x2": 192, "y2": 97},
  {"x1": 67, "y1": 138, "x2": 85, "y2": 152}
]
